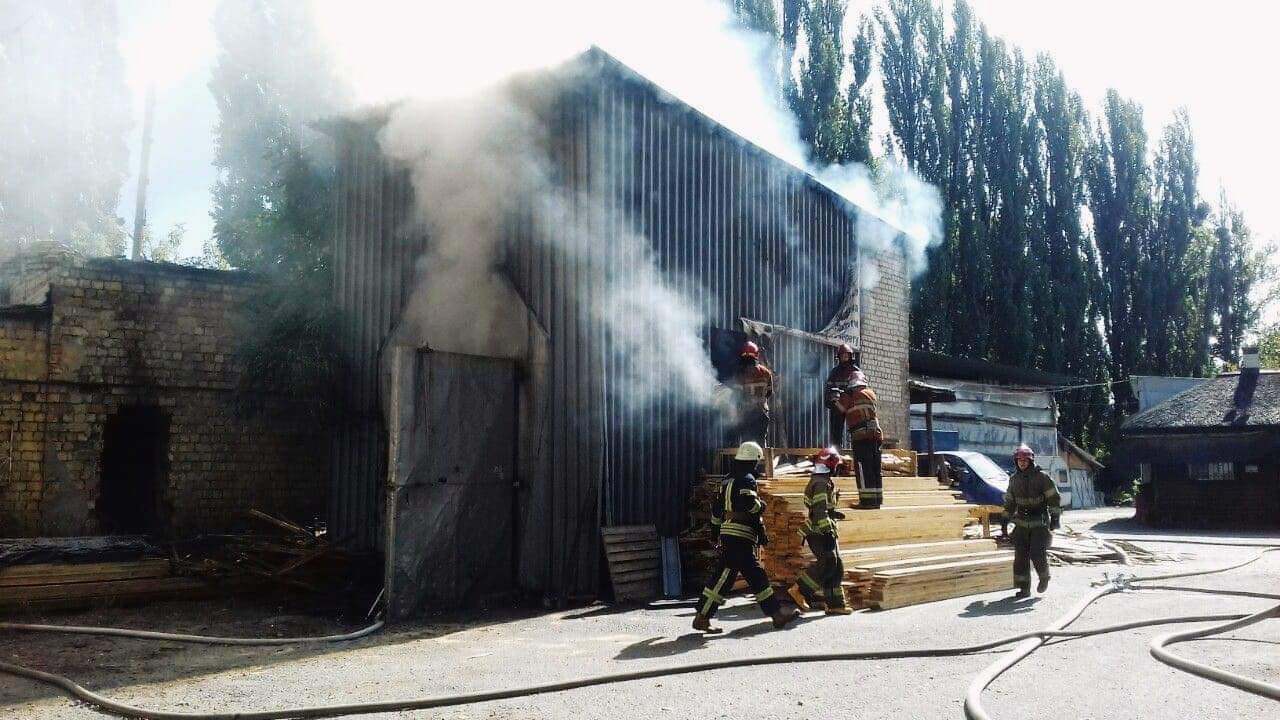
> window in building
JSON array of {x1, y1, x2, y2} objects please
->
[{"x1": 1188, "y1": 462, "x2": 1235, "y2": 482}]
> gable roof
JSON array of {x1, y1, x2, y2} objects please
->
[{"x1": 1123, "y1": 371, "x2": 1280, "y2": 433}]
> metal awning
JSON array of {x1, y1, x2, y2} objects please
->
[
  {"x1": 909, "y1": 379, "x2": 957, "y2": 405},
  {"x1": 740, "y1": 318, "x2": 855, "y2": 349}
]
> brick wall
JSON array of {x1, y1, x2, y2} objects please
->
[
  {"x1": 0, "y1": 245, "x2": 326, "y2": 537},
  {"x1": 859, "y1": 246, "x2": 910, "y2": 444}
]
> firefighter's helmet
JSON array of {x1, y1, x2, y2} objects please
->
[
  {"x1": 835, "y1": 343, "x2": 855, "y2": 361},
  {"x1": 1014, "y1": 444, "x2": 1035, "y2": 463},
  {"x1": 740, "y1": 341, "x2": 760, "y2": 358},
  {"x1": 735, "y1": 441, "x2": 764, "y2": 462},
  {"x1": 814, "y1": 446, "x2": 841, "y2": 473}
]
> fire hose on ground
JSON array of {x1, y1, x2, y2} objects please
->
[{"x1": 0, "y1": 545, "x2": 1275, "y2": 720}]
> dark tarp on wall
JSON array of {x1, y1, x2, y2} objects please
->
[{"x1": 385, "y1": 350, "x2": 518, "y2": 617}]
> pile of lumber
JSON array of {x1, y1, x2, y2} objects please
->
[
  {"x1": 682, "y1": 447, "x2": 1016, "y2": 610},
  {"x1": 0, "y1": 558, "x2": 211, "y2": 612},
  {"x1": 846, "y1": 547, "x2": 1013, "y2": 609},
  {"x1": 881, "y1": 448, "x2": 917, "y2": 477}
]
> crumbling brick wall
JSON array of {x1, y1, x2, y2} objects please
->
[
  {"x1": 859, "y1": 246, "x2": 910, "y2": 445},
  {"x1": 0, "y1": 245, "x2": 326, "y2": 537}
]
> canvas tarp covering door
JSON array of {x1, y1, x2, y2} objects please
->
[{"x1": 385, "y1": 350, "x2": 517, "y2": 618}]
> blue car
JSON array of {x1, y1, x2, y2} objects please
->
[{"x1": 933, "y1": 450, "x2": 1009, "y2": 508}]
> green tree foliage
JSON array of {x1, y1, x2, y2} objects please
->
[
  {"x1": 0, "y1": 0, "x2": 131, "y2": 256},
  {"x1": 1258, "y1": 321, "x2": 1280, "y2": 370},
  {"x1": 210, "y1": 0, "x2": 344, "y2": 416},
  {"x1": 1208, "y1": 195, "x2": 1270, "y2": 366}
]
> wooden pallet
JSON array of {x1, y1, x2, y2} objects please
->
[{"x1": 602, "y1": 525, "x2": 661, "y2": 602}]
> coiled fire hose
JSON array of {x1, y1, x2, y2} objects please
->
[{"x1": 0, "y1": 545, "x2": 1275, "y2": 719}]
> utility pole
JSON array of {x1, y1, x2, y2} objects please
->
[{"x1": 131, "y1": 85, "x2": 156, "y2": 261}]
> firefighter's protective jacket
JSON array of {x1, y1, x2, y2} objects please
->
[
  {"x1": 838, "y1": 386, "x2": 882, "y2": 443},
  {"x1": 711, "y1": 471, "x2": 767, "y2": 544},
  {"x1": 825, "y1": 361, "x2": 861, "y2": 407},
  {"x1": 801, "y1": 473, "x2": 840, "y2": 537},
  {"x1": 736, "y1": 361, "x2": 775, "y2": 412},
  {"x1": 1003, "y1": 465, "x2": 1062, "y2": 528}
]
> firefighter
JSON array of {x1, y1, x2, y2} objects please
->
[
  {"x1": 837, "y1": 371, "x2": 883, "y2": 509},
  {"x1": 693, "y1": 441, "x2": 800, "y2": 633},
  {"x1": 825, "y1": 343, "x2": 861, "y2": 447},
  {"x1": 1004, "y1": 444, "x2": 1061, "y2": 598},
  {"x1": 732, "y1": 341, "x2": 775, "y2": 446},
  {"x1": 786, "y1": 447, "x2": 853, "y2": 615}
]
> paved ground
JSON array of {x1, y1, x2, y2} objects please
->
[{"x1": 2, "y1": 508, "x2": 1277, "y2": 719}]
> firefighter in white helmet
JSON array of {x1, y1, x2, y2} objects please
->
[
  {"x1": 1004, "y1": 444, "x2": 1061, "y2": 598},
  {"x1": 693, "y1": 441, "x2": 800, "y2": 633}
]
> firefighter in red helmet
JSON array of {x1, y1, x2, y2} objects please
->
[
  {"x1": 786, "y1": 447, "x2": 852, "y2": 615},
  {"x1": 1004, "y1": 444, "x2": 1061, "y2": 598},
  {"x1": 825, "y1": 343, "x2": 860, "y2": 447},
  {"x1": 731, "y1": 340, "x2": 775, "y2": 446},
  {"x1": 833, "y1": 370, "x2": 882, "y2": 509}
]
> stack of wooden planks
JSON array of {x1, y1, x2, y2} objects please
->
[
  {"x1": 0, "y1": 558, "x2": 211, "y2": 612},
  {"x1": 682, "y1": 447, "x2": 1015, "y2": 610},
  {"x1": 602, "y1": 525, "x2": 662, "y2": 602}
]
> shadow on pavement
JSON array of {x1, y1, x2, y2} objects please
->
[
  {"x1": 615, "y1": 633, "x2": 711, "y2": 659},
  {"x1": 959, "y1": 596, "x2": 1041, "y2": 617},
  {"x1": 563, "y1": 599, "x2": 694, "y2": 620}
]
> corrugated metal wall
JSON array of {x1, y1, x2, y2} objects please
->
[
  {"x1": 331, "y1": 49, "x2": 891, "y2": 595},
  {"x1": 330, "y1": 121, "x2": 419, "y2": 549}
]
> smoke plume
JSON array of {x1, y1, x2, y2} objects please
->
[{"x1": 312, "y1": 0, "x2": 944, "y2": 410}]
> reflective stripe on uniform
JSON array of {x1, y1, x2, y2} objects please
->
[
  {"x1": 700, "y1": 569, "x2": 733, "y2": 615},
  {"x1": 720, "y1": 522, "x2": 757, "y2": 541},
  {"x1": 755, "y1": 586, "x2": 775, "y2": 603},
  {"x1": 798, "y1": 572, "x2": 822, "y2": 592}
]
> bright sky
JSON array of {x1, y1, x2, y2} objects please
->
[{"x1": 115, "y1": 0, "x2": 1279, "y2": 260}]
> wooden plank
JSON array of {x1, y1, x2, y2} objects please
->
[
  {"x1": 605, "y1": 548, "x2": 661, "y2": 563},
  {"x1": 0, "y1": 559, "x2": 171, "y2": 587},
  {"x1": 601, "y1": 525, "x2": 658, "y2": 538},
  {"x1": 0, "y1": 576, "x2": 210, "y2": 603},
  {"x1": 610, "y1": 558, "x2": 661, "y2": 574},
  {"x1": 604, "y1": 539, "x2": 661, "y2": 553}
]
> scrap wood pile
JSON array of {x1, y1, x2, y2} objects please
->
[
  {"x1": 174, "y1": 509, "x2": 348, "y2": 594},
  {"x1": 682, "y1": 448, "x2": 1015, "y2": 610},
  {"x1": 0, "y1": 536, "x2": 205, "y2": 612},
  {"x1": 1047, "y1": 529, "x2": 1182, "y2": 566}
]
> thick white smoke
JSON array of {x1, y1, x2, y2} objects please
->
[{"x1": 312, "y1": 0, "x2": 944, "y2": 410}]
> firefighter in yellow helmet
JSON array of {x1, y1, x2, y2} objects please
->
[
  {"x1": 1004, "y1": 444, "x2": 1061, "y2": 598},
  {"x1": 786, "y1": 447, "x2": 853, "y2": 615},
  {"x1": 693, "y1": 441, "x2": 800, "y2": 633}
]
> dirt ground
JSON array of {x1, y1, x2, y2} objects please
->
[{"x1": 2, "y1": 508, "x2": 1277, "y2": 719}]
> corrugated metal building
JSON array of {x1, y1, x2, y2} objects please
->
[{"x1": 328, "y1": 48, "x2": 911, "y2": 612}]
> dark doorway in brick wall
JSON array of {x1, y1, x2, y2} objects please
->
[{"x1": 99, "y1": 406, "x2": 170, "y2": 535}]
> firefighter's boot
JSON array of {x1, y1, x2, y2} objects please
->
[
  {"x1": 771, "y1": 609, "x2": 800, "y2": 629},
  {"x1": 824, "y1": 587, "x2": 853, "y2": 615},
  {"x1": 1036, "y1": 575, "x2": 1050, "y2": 594},
  {"x1": 788, "y1": 583, "x2": 823, "y2": 613},
  {"x1": 1013, "y1": 588, "x2": 1031, "y2": 600},
  {"x1": 692, "y1": 613, "x2": 723, "y2": 634}
]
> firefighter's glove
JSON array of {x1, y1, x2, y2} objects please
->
[
  {"x1": 1050, "y1": 515, "x2": 1061, "y2": 531},
  {"x1": 759, "y1": 529, "x2": 770, "y2": 547},
  {"x1": 828, "y1": 510, "x2": 846, "y2": 521}
]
